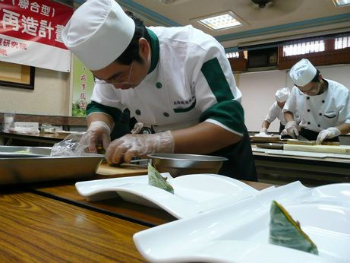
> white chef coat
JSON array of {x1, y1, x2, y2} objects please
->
[
  {"x1": 265, "y1": 102, "x2": 287, "y2": 125},
  {"x1": 89, "y1": 25, "x2": 244, "y2": 136},
  {"x1": 283, "y1": 79, "x2": 350, "y2": 132}
]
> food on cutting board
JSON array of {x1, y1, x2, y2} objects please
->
[
  {"x1": 148, "y1": 163, "x2": 174, "y2": 194},
  {"x1": 269, "y1": 200, "x2": 318, "y2": 255}
]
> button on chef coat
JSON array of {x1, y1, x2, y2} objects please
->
[
  {"x1": 283, "y1": 79, "x2": 350, "y2": 132},
  {"x1": 90, "y1": 25, "x2": 244, "y2": 136}
]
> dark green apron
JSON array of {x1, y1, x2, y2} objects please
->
[{"x1": 211, "y1": 126, "x2": 257, "y2": 181}]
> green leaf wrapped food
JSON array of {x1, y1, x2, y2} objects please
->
[
  {"x1": 148, "y1": 163, "x2": 174, "y2": 194},
  {"x1": 269, "y1": 200, "x2": 318, "y2": 255}
]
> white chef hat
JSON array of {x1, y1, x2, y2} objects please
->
[
  {"x1": 275, "y1": 87, "x2": 290, "y2": 102},
  {"x1": 289, "y1": 58, "x2": 317, "y2": 86},
  {"x1": 62, "y1": 0, "x2": 135, "y2": 70}
]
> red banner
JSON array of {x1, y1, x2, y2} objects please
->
[{"x1": 0, "y1": 0, "x2": 73, "y2": 71}]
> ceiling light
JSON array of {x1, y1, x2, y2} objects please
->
[
  {"x1": 196, "y1": 11, "x2": 242, "y2": 31},
  {"x1": 332, "y1": 0, "x2": 350, "y2": 7}
]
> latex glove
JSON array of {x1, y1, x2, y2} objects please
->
[
  {"x1": 280, "y1": 129, "x2": 288, "y2": 136},
  {"x1": 256, "y1": 128, "x2": 269, "y2": 137},
  {"x1": 316, "y1": 127, "x2": 341, "y2": 145},
  {"x1": 260, "y1": 128, "x2": 267, "y2": 134},
  {"x1": 82, "y1": 121, "x2": 111, "y2": 153},
  {"x1": 285, "y1": 121, "x2": 299, "y2": 138},
  {"x1": 106, "y1": 131, "x2": 174, "y2": 164},
  {"x1": 131, "y1": 122, "x2": 144, "y2": 134}
]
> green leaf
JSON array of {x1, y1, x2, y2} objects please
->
[
  {"x1": 269, "y1": 200, "x2": 318, "y2": 255},
  {"x1": 148, "y1": 163, "x2": 174, "y2": 194}
]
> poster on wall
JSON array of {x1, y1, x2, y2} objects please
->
[
  {"x1": 0, "y1": 0, "x2": 73, "y2": 72},
  {"x1": 71, "y1": 55, "x2": 95, "y2": 117}
]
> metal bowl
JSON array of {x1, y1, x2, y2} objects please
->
[{"x1": 148, "y1": 153, "x2": 228, "y2": 177}]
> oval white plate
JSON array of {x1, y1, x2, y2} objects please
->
[
  {"x1": 134, "y1": 192, "x2": 350, "y2": 263},
  {"x1": 75, "y1": 173, "x2": 258, "y2": 219}
]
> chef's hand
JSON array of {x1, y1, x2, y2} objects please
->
[
  {"x1": 106, "y1": 131, "x2": 174, "y2": 164},
  {"x1": 257, "y1": 128, "x2": 268, "y2": 137},
  {"x1": 316, "y1": 127, "x2": 341, "y2": 145},
  {"x1": 83, "y1": 121, "x2": 111, "y2": 153},
  {"x1": 285, "y1": 121, "x2": 299, "y2": 138}
]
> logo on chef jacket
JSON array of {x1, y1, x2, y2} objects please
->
[{"x1": 173, "y1": 95, "x2": 196, "y2": 109}]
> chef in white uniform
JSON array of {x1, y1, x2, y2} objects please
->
[
  {"x1": 260, "y1": 87, "x2": 290, "y2": 135},
  {"x1": 283, "y1": 58, "x2": 350, "y2": 144},
  {"x1": 62, "y1": 0, "x2": 257, "y2": 180}
]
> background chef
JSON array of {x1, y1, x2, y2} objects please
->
[
  {"x1": 259, "y1": 87, "x2": 291, "y2": 135},
  {"x1": 283, "y1": 58, "x2": 350, "y2": 144},
  {"x1": 62, "y1": 0, "x2": 257, "y2": 181}
]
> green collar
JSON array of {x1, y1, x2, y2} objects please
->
[{"x1": 147, "y1": 28, "x2": 159, "y2": 74}]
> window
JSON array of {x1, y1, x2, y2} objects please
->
[
  {"x1": 226, "y1": 52, "x2": 239, "y2": 58},
  {"x1": 335, "y1": 35, "x2": 350, "y2": 50},
  {"x1": 0, "y1": 61, "x2": 35, "y2": 90},
  {"x1": 283, "y1": 40, "x2": 325, "y2": 57}
]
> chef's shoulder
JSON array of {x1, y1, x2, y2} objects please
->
[
  {"x1": 148, "y1": 25, "x2": 223, "y2": 55},
  {"x1": 326, "y1": 79, "x2": 349, "y2": 96}
]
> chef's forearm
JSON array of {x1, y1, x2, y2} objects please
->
[
  {"x1": 87, "y1": 112, "x2": 115, "y2": 130},
  {"x1": 336, "y1": 123, "x2": 350, "y2": 135},
  {"x1": 262, "y1": 121, "x2": 270, "y2": 130},
  {"x1": 284, "y1": 111, "x2": 294, "y2": 123},
  {"x1": 171, "y1": 122, "x2": 242, "y2": 154}
]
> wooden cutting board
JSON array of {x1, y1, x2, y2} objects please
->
[
  {"x1": 250, "y1": 136, "x2": 282, "y2": 143},
  {"x1": 285, "y1": 139, "x2": 340, "y2": 146},
  {"x1": 96, "y1": 162, "x2": 148, "y2": 177},
  {"x1": 284, "y1": 144, "x2": 350, "y2": 154}
]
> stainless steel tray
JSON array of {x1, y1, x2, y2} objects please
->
[
  {"x1": 0, "y1": 146, "x2": 103, "y2": 185},
  {"x1": 0, "y1": 146, "x2": 51, "y2": 157}
]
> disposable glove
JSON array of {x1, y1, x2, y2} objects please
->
[
  {"x1": 285, "y1": 121, "x2": 299, "y2": 138},
  {"x1": 131, "y1": 122, "x2": 144, "y2": 134},
  {"x1": 280, "y1": 129, "x2": 288, "y2": 136},
  {"x1": 316, "y1": 127, "x2": 341, "y2": 145},
  {"x1": 106, "y1": 130, "x2": 174, "y2": 164},
  {"x1": 82, "y1": 121, "x2": 111, "y2": 153},
  {"x1": 256, "y1": 128, "x2": 269, "y2": 137}
]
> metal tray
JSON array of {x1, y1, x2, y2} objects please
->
[
  {"x1": 0, "y1": 146, "x2": 103, "y2": 185},
  {"x1": 0, "y1": 146, "x2": 51, "y2": 157}
]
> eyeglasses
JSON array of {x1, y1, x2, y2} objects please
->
[{"x1": 98, "y1": 62, "x2": 134, "y2": 85}]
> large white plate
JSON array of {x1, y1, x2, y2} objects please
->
[
  {"x1": 75, "y1": 173, "x2": 259, "y2": 219},
  {"x1": 134, "y1": 182, "x2": 350, "y2": 263}
]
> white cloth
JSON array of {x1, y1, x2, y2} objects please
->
[
  {"x1": 289, "y1": 58, "x2": 317, "y2": 86},
  {"x1": 265, "y1": 102, "x2": 287, "y2": 125},
  {"x1": 283, "y1": 79, "x2": 350, "y2": 132},
  {"x1": 91, "y1": 25, "x2": 243, "y2": 135},
  {"x1": 62, "y1": 0, "x2": 135, "y2": 70}
]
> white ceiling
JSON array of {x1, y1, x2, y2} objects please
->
[{"x1": 71, "y1": 0, "x2": 350, "y2": 51}]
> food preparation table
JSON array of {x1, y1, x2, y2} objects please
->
[
  {"x1": 0, "y1": 163, "x2": 272, "y2": 262},
  {"x1": 252, "y1": 147, "x2": 350, "y2": 185}
]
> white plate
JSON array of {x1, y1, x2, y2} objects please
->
[
  {"x1": 134, "y1": 182, "x2": 350, "y2": 263},
  {"x1": 75, "y1": 173, "x2": 258, "y2": 219},
  {"x1": 310, "y1": 183, "x2": 350, "y2": 206}
]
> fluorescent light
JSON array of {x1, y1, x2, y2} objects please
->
[
  {"x1": 332, "y1": 0, "x2": 350, "y2": 7},
  {"x1": 197, "y1": 12, "x2": 242, "y2": 31}
]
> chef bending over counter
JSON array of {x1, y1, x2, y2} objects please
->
[
  {"x1": 283, "y1": 58, "x2": 350, "y2": 144},
  {"x1": 61, "y1": 0, "x2": 257, "y2": 181}
]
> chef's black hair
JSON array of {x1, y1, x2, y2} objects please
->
[
  {"x1": 115, "y1": 11, "x2": 150, "y2": 65},
  {"x1": 311, "y1": 70, "x2": 321, "y2": 83}
]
